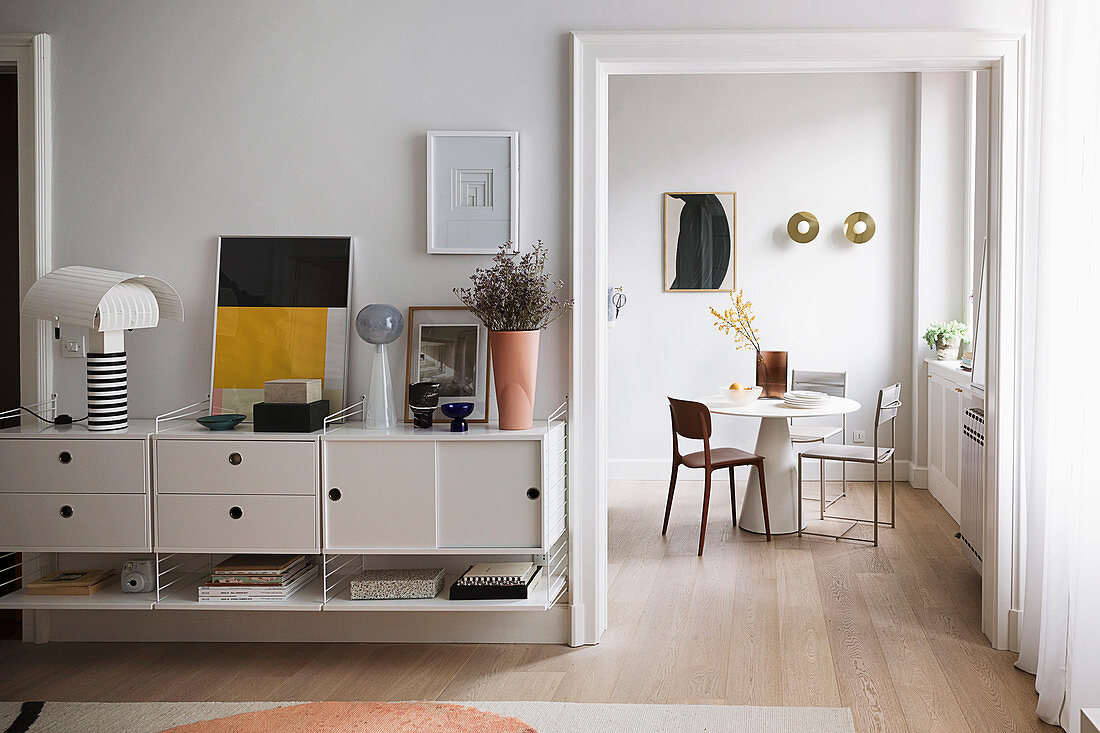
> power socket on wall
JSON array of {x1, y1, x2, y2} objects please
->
[{"x1": 852, "y1": 430, "x2": 867, "y2": 443}]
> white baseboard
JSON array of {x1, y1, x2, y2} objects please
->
[
  {"x1": 910, "y1": 464, "x2": 929, "y2": 489},
  {"x1": 44, "y1": 607, "x2": 571, "y2": 644},
  {"x1": 928, "y1": 466, "x2": 961, "y2": 523},
  {"x1": 609, "y1": 458, "x2": 920, "y2": 484}
]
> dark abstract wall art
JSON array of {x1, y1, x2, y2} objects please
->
[{"x1": 663, "y1": 192, "x2": 736, "y2": 291}]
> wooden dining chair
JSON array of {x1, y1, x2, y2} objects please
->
[{"x1": 666, "y1": 397, "x2": 771, "y2": 555}]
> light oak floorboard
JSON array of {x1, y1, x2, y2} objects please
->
[{"x1": 0, "y1": 480, "x2": 1055, "y2": 733}]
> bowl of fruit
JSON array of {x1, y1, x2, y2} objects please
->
[{"x1": 720, "y1": 382, "x2": 763, "y2": 406}]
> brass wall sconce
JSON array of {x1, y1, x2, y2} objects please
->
[
  {"x1": 786, "y1": 212, "x2": 819, "y2": 244},
  {"x1": 843, "y1": 212, "x2": 875, "y2": 243}
]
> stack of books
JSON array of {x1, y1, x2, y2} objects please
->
[
  {"x1": 449, "y1": 562, "x2": 541, "y2": 601},
  {"x1": 26, "y1": 569, "x2": 116, "y2": 596},
  {"x1": 198, "y1": 554, "x2": 317, "y2": 603}
]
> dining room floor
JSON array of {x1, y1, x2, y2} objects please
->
[{"x1": 0, "y1": 479, "x2": 1051, "y2": 733}]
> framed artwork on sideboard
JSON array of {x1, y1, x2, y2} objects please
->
[
  {"x1": 211, "y1": 236, "x2": 353, "y2": 419},
  {"x1": 403, "y1": 306, "x2": 491, "y2": 423}
]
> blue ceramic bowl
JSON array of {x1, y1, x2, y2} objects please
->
[
  {"x1": 196, "y1": 413, "x2": 246, "y2": 431},
  {"x1": 439, "y1": 402, "x2": 474, "y2": 420}
]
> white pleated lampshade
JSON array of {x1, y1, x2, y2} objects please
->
[{"x1": 21, "y1": 265, "x2": 184, "y2": 331}]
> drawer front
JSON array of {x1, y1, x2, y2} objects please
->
[
  {"x1": 437, "y1": 441, "x2": 542, "y2": 548},
  {"x1": 156, "y1": 440, "x2": 316, "y2": 495},
  {"x1": 323, "y1": 441, "x2": 436, "y2": 550},
  {"x1": 156, "y1": 493, "x2": 319, "y2": 552},
  {"x1": 0, "y1": 439, "x2": 146, "y2": 494},
  {"x1": 0, "y1": 492, "x2": 149, "y2": 550}
]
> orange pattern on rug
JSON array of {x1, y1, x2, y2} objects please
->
[{"x1": 159, "y1": 701, "x2": 535, "y2": 733}]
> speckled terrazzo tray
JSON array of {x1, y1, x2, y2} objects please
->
[{"x1": 349, "y1": 568, "x2": 445, "y2": 600}]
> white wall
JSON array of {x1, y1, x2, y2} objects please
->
[
  {"x1": 607, "y1": 73, "x2": 918, "y2": 478},
  {"x1": 0, "y1": 1, "x2": 1030, "y2": 422}
]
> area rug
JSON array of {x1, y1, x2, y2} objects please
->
[{"x1": 0, "y1": 700, "x2": 856, "y2": 732}]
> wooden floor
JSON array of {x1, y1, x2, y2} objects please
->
[{"x1": 0, "y1": 479, "x2": 1051, "y2": 732}]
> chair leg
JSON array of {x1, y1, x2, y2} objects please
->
[
  {"x1": 699, "y1": 469, "x2": 713, "y2": 556},
  {"x1": 873, "y1": 459, "x2": 880, "y2": 547},
  {"x1": 890, "y1": 454, "x2": 897, "y2": 528},
  {"x1": 756, "y1": 460, "x2": 771, "y2": 542},
  {"x1": 797, "y1": 455, "x2": 803, "y2": 538},
  {"x1": 819, "y1": 458, "x2": 826, "y2": 520},
  {"x1": 663, "y1": 462, "x2": 679, "y2": 535},
  {"x1": 728, "y1": 465, "x2": 737, "y2": 524}
]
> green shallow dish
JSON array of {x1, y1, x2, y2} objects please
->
[{"x1": 196, "y1": 414, "x2": 246, "y2": 431}]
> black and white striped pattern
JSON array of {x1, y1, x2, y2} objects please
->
[{"x1": 87, "y1": 351, "x2": 128, "y2": 431}]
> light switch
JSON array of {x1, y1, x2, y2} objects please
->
[{"x1": 60, "y1": 327, "x2": 86, "y2": 358}]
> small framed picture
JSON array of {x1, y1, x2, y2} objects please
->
[
  {"x1": 426, "y1": 130, "x2": 519, "y2": 254},
  {"x1": 663, "y1": 192, "x2": 737, "y2": 291},
  {"x1": 403, "y1": 306, "x2": 491, "y2": 423}
]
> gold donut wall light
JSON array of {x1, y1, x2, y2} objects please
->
[
  {"x1": 843, "y1": 211, "x2": 876, "y2": 244},
  {"x1": 786, "y1": 212, "x2": 819, "y2": 244}
]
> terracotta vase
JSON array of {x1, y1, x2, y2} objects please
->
[{"x1": 489, "y1": 329, "x2": 540, "y2": 430}]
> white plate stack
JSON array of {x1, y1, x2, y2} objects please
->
[{"x1": 783, "y1": 390, "x2": 830, "y2": 408}]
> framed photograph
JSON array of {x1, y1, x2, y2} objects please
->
[
  {"x1": 403, "y1": 306, "x2": 491, "y2": 423},
  {"x1": 663, "y1": 192, "x2": 737, "y2": 291},
  {"x1": 210, "y1": 236, "x2": 353, "y2": 419},
  {"x1": 427, "y1": 130, "x2": 519, "y2": 254}
]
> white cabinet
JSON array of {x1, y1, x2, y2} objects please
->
[
  {"x1": 156, "y1": 493, "x2": 319, "y2": 553},
  {"x1": 322, "y1": 427, "x2": 561, "y2": 553},
  {"x1": 155, "y1": 439, "x2": 316, "y2": 495},
  {"x1": 926, "y1": 360, "x2": 976, "y2": 522},
  {"x1": 0, "y1": 424, "x2": 152, "y2": 551},
  {"x1": 324, "y1": 441, "x2": 436, "y2": 550},
  {"x1": 436, "y1": 441, "x2": 542, "y2": 548}
]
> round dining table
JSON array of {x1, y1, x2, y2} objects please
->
[{"x1": 702, "y1": 395, "x2": 861, "y2": 535}]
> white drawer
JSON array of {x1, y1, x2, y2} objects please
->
[
  {"x1": 156, "y1": 493, "x2": 319, "y2": 552},
  {"x1": 0, "y1": 492, "x2": 149, "y2": 551},
  {"x1": 0, "y1": 438, "x2": 146, "y2": 494},
  {"x1": 155, "y1": 440, "x2": 316, "y2": 495}
]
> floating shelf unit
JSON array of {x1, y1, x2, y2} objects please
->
[{"x1": 0, "y1": 397, "x2": 570, "y2": 634}]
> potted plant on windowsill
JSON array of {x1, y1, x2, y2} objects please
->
[
  {"x1": 923, "y1": 320, "x2": 971, "y2": 360},
  {"x1": 455, "y1": 241, "x2": 573, "y2": 430}
]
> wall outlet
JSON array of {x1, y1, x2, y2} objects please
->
[{"x1": 852, "y1": 429, "x2": 867, "y2": 443}]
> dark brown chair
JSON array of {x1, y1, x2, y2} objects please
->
[{"x1": 666, "y1": 397, "x2": 771, "y2": 555}]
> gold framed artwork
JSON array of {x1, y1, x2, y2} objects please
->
[
  {"x1": 403, "y1": 306, "x2": 491, "y2": 423},
  {"x1": 663, "y1": 192, "x2": 737, "y2": 292}
]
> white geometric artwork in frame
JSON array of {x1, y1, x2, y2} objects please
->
[{"x1": 427, "y1": 130, "x2": 519, "y2": 254}]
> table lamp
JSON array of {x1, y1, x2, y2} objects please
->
[
  {"x1": 355, "y1": 304, "x2": 404, "y2": 429},
  {"x1": 21, "y1": 266, "x2": 184, "y2": 430}
]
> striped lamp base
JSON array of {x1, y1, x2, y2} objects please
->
[{"x1": 87, "y1": 351, "x2": 128, "y2": 431}]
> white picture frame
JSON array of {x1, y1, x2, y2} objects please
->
[{"x1": 426, "y1": 130, "x2": 519, "y2": 254}]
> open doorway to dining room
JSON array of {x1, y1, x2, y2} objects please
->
[{"x1": 571, "y1": 31, "x2": 1031, "y2": 726}]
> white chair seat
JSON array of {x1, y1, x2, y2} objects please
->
[
  {"x1": 790, "y1": 425, "x2": 842, "y2": 443},
  {"x1": 799, "y1": 443, "x2": 894, "y2": 464}
]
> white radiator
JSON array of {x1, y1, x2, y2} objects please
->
[{"x1": 958, "y1": 406, "x2": 985, "y2": 573}]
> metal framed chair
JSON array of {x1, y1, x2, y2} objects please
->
[
  {"x1": 789, "y1": 370, "x2": 848, "y2": 507},
  {"x1": 796, "y1": 382, "x2": 901, "y2": 546},
  {"x1": 666, "y1": 397, "x2": 771, "y2": 555}
]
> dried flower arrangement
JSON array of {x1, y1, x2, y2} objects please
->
[{"x1": 454, "y1": 241, "x2": 573, "y2": 331}]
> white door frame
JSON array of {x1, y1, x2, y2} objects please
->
[
  {"x1": 570, "y1": 30, "x2": 1024, "y2": 649},
  {"x1": 0, "y1": 33, "x2": 52, "y2": 407}
]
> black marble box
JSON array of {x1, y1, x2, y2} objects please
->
[{"x1": 253, "y1": 399, "x2": 330, "y2": 433}]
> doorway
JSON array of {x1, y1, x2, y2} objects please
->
[{"x1": 570, "y1": 31, "x2": 1023, "y2": 651}]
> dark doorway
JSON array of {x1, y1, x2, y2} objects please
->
[{"x1": 0, "y1": 69, "x2": 21, "y2": 640}]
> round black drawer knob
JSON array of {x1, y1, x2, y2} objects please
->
[
  {"x1": 527, "y1": 487, "x2": 540, "y2": 500},
  {"x1": 329, "y1": 488, "x2": 342, "y2": 501},
  {"x1": 229, "y1": 506, "x2": 243, "y2": 519},
  {"x1": 58, "y1": 451, "x2": 72, "y2": 464},
  {"x1": 59, "y1": 505, "x2": 74, "y2": 518},
  {"x1": 228, "y1": 452, "x2": 243, "y2": 466}
]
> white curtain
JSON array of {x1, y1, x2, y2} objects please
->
[{"x1": 1016, "y1": 1, "x2": 1100, "y2": 731}]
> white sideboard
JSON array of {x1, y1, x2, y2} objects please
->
[
  {"x1": 0, "y1": 404, "x2": 570, "y2": 642},
  {"x1": 926, "y1": 359, "x2": 981, "y2": 522}
]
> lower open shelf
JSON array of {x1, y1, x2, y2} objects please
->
[
  {"x1": 322, "y1": 572, "x2": 566, "y2": 612},
  {"x1": 0, "y1": 584, "x2": 155, "y2": 611},
  {"x1": 155, "y1": 574, "x2": 325, "y2": 611}
]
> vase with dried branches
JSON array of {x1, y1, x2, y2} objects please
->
[{"x1": 454, "y1": 241, "x2": 573, "y2": 429}]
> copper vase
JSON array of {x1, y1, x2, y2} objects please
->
[
  {"x1": 755, "y1": 349, "x2": 788, "y2": 398},
  {"x1": 489, "y1": 329, "x2": 540, "y2": 430}
]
